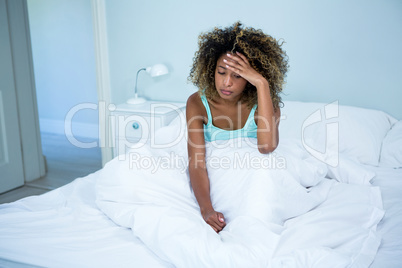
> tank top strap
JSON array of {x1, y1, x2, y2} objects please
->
[
  {"x1": 250, "y1": 104, "x2": 257, "y2": 116},
  {"x1": 200, "y1": 94, "x2": 213, "y2": 125},
  {"x1": 246, "y1": 104, "x2": 258, "y2": 125}
]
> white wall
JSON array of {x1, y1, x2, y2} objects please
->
[
  {"x1": 105, "y1": 0, "x2": 402, "y2": 119},
  {"x1": 27, "y1": 0, "x2": 99, "y2": 138}
]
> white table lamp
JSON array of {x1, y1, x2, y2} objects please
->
[{"x1": 127, "y1": 63, "x2": 169, "y2": 105}]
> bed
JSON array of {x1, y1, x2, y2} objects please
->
[{"x1": 0, "y1": 100, "x2": 401, "y2": 268}]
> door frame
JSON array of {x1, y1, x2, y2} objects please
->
[
  {"x1": 7, "y1": 0, "x2": 46, "y2": 182},
  {"x1": 91, "y1": 0, "x2": 113, "y2": 166},
  {"x1": 7, "y1": 0, "x2": 113, "y2": 179}
]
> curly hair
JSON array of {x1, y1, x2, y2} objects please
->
[{"x1": 188, "y1": 22, "x2": 289, "y2": 110}]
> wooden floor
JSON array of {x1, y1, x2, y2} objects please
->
[{"x1": 0, "y1": 132, "x2": 102, "y2": 204}]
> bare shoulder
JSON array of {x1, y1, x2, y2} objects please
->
[
  {"x1": 186, "y1": 92, "x2": 206, "y2": 122},
  {"x1": 186, "y1": 92, "x2": 204, "y2": 108},
  {"x1": 186, "y1": 92, "x2": 201, "y2": 107}
]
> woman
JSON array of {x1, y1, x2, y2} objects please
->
[{"x1": 186, "y1": 22, "x2": 289, "y2": 233}]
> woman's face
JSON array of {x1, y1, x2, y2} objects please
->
[{"x1": 214, "y1": 53, "x2": 247, "y2": 101}]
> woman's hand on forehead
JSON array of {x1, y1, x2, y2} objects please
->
[{"x1": 223, "y1": 52, "x2": 267, "y2": 88}]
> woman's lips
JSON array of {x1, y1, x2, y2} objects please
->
[{"x1": 221, "y1": 89, "x2": 232, "y2": 95}]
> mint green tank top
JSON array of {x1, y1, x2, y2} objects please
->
[{"x1": 200, "y1": 94, "x2": 258, "y2": 142}]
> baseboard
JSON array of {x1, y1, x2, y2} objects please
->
[{"x1": 39, "y1": 118, "x2": 99, "y2": 139}]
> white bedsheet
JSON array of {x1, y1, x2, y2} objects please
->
[
  {"x1": 368, "y1": 166, "x2": 402, "y2": 268},
  {"x1": 1, "y1": 101, "x2": 401, "y2": 267},
  {"x1": 0, "y1": 172, "x2": 172, "y2": 268},
  {"x1": 94, "y1": 127, "x2": 385, "y2": 268},
  {"x1": 0, "y1": 161, "x2": 401, "y2": 267}
]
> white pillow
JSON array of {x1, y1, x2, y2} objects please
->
[
  {"x1": 280, "y1": 101, "x2": 396, "y2": 166},
  {"x1": 379, "y1": 121, "x2": 402, "y2": 168}
]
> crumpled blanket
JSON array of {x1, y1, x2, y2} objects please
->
[{"x1": 96, "y1": 121, "x2": 383, "y2": 268}]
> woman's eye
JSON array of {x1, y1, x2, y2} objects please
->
[
  {"x1": 218, "y1": 72, "x2": 225, "y2": 75},
  {"x1": 234, "y1": 75, "x2": 241, "y2": 78}
]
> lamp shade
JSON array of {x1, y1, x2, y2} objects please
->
[
  {"x1": 146, "y1": 64, "x2": 168, "y2": 77},
  {"x1": 127, "y1": 63, "x2": 169, "y2": 105}
]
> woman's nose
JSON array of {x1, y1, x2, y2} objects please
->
[{"x1": 224, "y1": 76, "x2": 232, "y2": 87}]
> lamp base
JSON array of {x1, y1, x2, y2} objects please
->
[{"x1": 127, "y1": 97, "x2": 147, "y2": 105}]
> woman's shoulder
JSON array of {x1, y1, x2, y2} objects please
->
[
  {"x1": 187, "y1": 92, "x2": 202, "y2": 110},
  {"x1": 186, "y1": 92, "x2": 207, "y2": 119},
  {"x1": 187, "y1": 92, "x2": 201, "y2": 105}
]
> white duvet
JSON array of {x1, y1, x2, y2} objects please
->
[{"x1": 96, "y1": 121, "x2": 384, "y2": 268}]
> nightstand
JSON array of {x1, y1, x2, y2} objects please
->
[{"x1": 110, "y1": 100, "x2": 186, "y2": 157}]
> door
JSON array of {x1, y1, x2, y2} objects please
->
[{"x1": 0, "y1": 0, "x2": 25, "y2": 193}]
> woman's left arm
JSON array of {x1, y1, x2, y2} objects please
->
[
  {"x1": 254, "y1": 80, "x2": 280, "y2": 154},
  {"x1": 225, "y1": 52, "x2": 280, "y2": 154}
]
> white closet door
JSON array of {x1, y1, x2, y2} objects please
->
[{"x1": 0, "y1": 0, "x2": 25, "y2": 193}]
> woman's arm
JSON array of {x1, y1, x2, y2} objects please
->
[
  {"x1": 186, "y1": 94, "x2": 226, "y2": 232},
  {"x1": 254, "y1": 80, "x2": 280, "y2": 154},
  {"x1": 225, "y1": 52, "x2": 280, "y2": 154}
]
